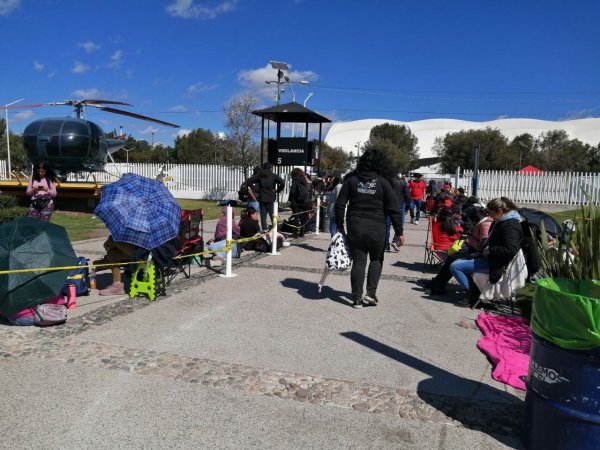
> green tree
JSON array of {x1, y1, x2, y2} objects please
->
[
  {"x1": 223, "y1": 95, "x2": 261, "y2": 176},
  {"x1": 434, "y1": 127, "x2": 509, "y2": 173},
  {"x1": 319, "y1": 141, "x2": 351, "y2": 173},
  {"x1": 366, "y1": 123, "x2": 419, "y2": 174},
  {"x1": 0, "y1": 119, "x2": 29, "y2": 170},
  {"x1": 536, "y1": 130, "x2": 592, "y2": 172},
  {"x1": 174, "y1": 128, "x2": 219, "y2": 164}
]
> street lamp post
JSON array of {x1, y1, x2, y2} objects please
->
[
  {"x1": 517, "y1": 141, "x2": 528, "y2": 169},
  {"x1": 302, "y1": 93, "x2": 314, "y2": 138},
  {"x1": 4, "y1": 98, "x2": 24, "y2": 177}
]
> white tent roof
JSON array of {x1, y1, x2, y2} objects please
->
[{"x1": 325, "y1": 117, "x2": 600, "y2": 159}]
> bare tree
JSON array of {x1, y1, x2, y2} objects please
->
[{"x1": 224, "y1": 95, "x2": 261, "y2": 176}]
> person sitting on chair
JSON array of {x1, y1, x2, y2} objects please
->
[
  {"x1": 421, "y1": 206, "x2": 492, "y2": 295},
  {"x1": 449, "y1": 197, "x2": 523, "y2": 307},
  {"x1": 94, "y1": 236, "x2": 136, "y2": 296}
]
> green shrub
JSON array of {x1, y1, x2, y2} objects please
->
[
  {"x1": 0, "y1": 206, "x2": 27, "y2": 224},
  {"x1": 0, "y1": 195, "x2": 18, "y2": 209},
  {"x1": 537, "y1": 198, "x2": 600, "y2": 280}
]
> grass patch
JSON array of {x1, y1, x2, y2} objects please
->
[
  {"x1": 176, "y1": 199, "x2": 247, "y2": 221},
  {"x1": 52, "y1": 200, "x2": 232, "y2": 242},
  {"x1": 51, "y1": 211, "x2": 108, "y2": 242}
]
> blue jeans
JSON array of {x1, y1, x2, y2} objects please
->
[
  {"x1": 208, "y1": 239, "x2": 239, "y2": 258},
  {"x1": 329, "y1": 220, "x2": 337, "y2": 237},
  {"x1": 409, "y1": 200, "x2": 423, "y2": 221},
  {"x1": 6, "y1": 315, "x2": 35, "y2": 326},
  {"x1": 384, "y1": 203, "x2": 405, "y2": 245},
  {"x1": 247, "y1": 200, "x2": 260, "y2": 212},
  {"x1": 449, "y1": 257, "x2": 489, "y2": 291}
]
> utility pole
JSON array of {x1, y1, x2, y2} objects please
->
[{"x1": 472, "y1": 144, "x2": 481, "y2": 197}]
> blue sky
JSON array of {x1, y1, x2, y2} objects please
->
[{"x1": 1, "y1": 0, "x2": 599, "y2": 146}]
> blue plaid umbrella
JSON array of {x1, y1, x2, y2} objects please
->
[{"x1": 94, "y1": 173, "x2": 181, "y2": 250}]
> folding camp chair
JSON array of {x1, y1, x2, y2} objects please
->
[
  {"x1": 166, "y1": 208, "x2": 204, "y2": 284},
  {"x1": 423, "y1": 216, "x2": 447, "y2": 272},
  {"x1": 471, "y1": 250, "x2": 528, "y2": 313}
]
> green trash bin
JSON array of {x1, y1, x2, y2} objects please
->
[
  {"x1": 531, "y1": 278, "x2": 600, "y2": 350},
  {"x1": 525, "y1": 278, "x2": 600, "y2": 449}
]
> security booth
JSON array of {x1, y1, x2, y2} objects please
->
[{"x1": 252, "y1": 101, "x2": 331, "y2": 173}]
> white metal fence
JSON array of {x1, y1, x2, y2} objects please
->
[
  {"x1": 3, "y1": 159, "x2": 598, "y2": 205},
  {"x1": 0, "y1": 160, "x2": 6, "y2": 179},
  {"x1": 64, "y1": 163, "x2": 295, "y2": 200},
  {"x1": 462, "y1": 170, "x2": 600, "y2": 205}
]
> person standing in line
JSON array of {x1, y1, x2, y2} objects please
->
[
  {"x1": 26, "y1": 161, "x2": 58, "y2": 222},
  {"x1": 408, "y1": 173, "x2": 427, "y2": 225},
  {"x1": 325, "y1": 173, "x2": 343, "y2": 236},
  {"x1": 288, "y1": 168, "x2": 311, "y2": 238},
  {"x1": 385, "y1": 174, "x2": 411, "y2": 252},
  {"x1": 246, "y1": 166, "x2": 261, "y2": 212},
  {"x1": 335, "y1": 148, "x2": 404, "y2": 308},
  {"x1": 247, "y1": 162, "x2": 285, "y2": 230}
]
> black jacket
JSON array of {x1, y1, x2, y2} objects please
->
[
  {"x1": 288, "y1": 178, "x2": 310, "y2": 208},
  {"x1": 248, "y1": 169, "x2": 285, "y2": 203},
  {"x1": 335, "y1": 170, "x2": 403, "y2": 236},
  {"x1": 486, "y1": 218, "x2": 523, "y2": 283},
  {"x1": 393, "y1": 176, "x2": 411, "y2": 208}
]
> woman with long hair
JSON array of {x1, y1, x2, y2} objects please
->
[
  {"x1": 26, "y1": 161, "x2": 58, "y2": 222},
  {"x1": 450, "y1": 197, "x2": 523, "y2": 307},
  {"x1": 334, "y1": 147, "x2": 404, "y2": 308}
]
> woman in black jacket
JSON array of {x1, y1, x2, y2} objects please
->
[
  {"x1": 335, "y1": 148, "x2": 404, "y2": 308},
  {"x1": 450, "y1": 197, "x2": 523, "y2": 306},
  {"x1": 288, "y1": 168, "x2": 311, "y2": 237}
]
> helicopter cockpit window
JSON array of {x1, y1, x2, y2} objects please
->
[
  {"x1": 39, "y1": 120, "x2": 63, "y2": 157},
  {"x1": 88, "y1": 123, "x2": 103, "y2": 159},
  {"x1": 60, "y1": 121, "x2": 90, "y2": 157}
]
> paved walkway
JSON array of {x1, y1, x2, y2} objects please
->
[{"x1": 0, "y1": 216, "x2": 525, "y2": 449}]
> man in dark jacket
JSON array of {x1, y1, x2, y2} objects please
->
[
  {"x1": 335, "y1": 148, "x2": 404, "y2": 308},
  {"x1": 385, "y1": 174, "x2": 411, "y2": 251},
  {"x1": 247, "y1": 162, "x2": 285, "y2": 230}
]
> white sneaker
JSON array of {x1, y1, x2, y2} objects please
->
[{"x1": 414, "y1": 220, "x2": 419, "y2": 225}]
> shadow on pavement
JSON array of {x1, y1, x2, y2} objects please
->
[
  {"x1": 392, "y1": 260, "x2": 428, "y2": 273},
  {"x1": 293, "y1": 242, "x2": 325, "y2": 253},
  {"x1": 341, "y1": 331, "x2": 523, "y2": 448},
  {"x1": 281, "y1": 277, "x2": 353, "y2": 307}
]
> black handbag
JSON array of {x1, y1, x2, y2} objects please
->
[{"x1": 31, "y1": 197, "x2": 51, "y2": 210}]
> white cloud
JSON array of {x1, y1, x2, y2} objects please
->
[
  {"x1": 563, "y1": 108, "x2": 596, "y2": 120},
  {"x1": 47, "y1": 70, "x2": 57, "y2": 79},
  {"x1": 71, "y1": 61, "x2": 90, "y2": 74},
  {"x1": 140, "y1": 126, "x2": 159, "y2": 135},
  {"x1": 108, "y1": 50, "x2": 124, "y2": 69},
  {"x1": 78, "y1": 41, "x2": 101, "y2": 53},
  {"x1": 33, "y1": 61, "x2": 44, "y2": 72},
  {"x1": 13, "y1": 110, "x2": 34, "y2": 122},
  {"x1": 166, "y1": 0, "x2": 238, "y2": 19},
  {"x1": 175, "y1": 129, "x2": 192, "y2": 139},
  {"x1": 0, "y1": 0, "x2": 20, "y2": 16},
  {"x1": 237, "y1": 64, "x2": 318, "y2": 101},
  {"x1": 186, "y1": 81, "x2": 218, "y2": 97},
  {"x1": 168, "y1": 105, "x2": 188, "y2": 112},
  {"x1": 71, "y1": 88, "x2": 101, "y2": 98}
]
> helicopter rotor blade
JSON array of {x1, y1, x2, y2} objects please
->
[
  {"x1": 81, "y1": 99, "x2": 132, "y2": 106},
  {"x1": 92, "y1": 105, "x2": 180, "y2": 128},
  {"x1": 2, "y1": 103, "x2": 46, "y2": 110}
]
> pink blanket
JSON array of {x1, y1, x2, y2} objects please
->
[{"x1": 476, "y1": 312, "x2": 532, "y2": 391}]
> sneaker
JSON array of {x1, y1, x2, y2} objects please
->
[
  {"x1": 385, "y1": 244, "x2": 392, "y2": 252},
  {"x1": 414, "y1": 220, "x2": 419, "y2": 225},
  {"x1": 352, "y1": 296, "x2": 363, "y2": 309},
  {"x1": 99, "y1": 282, "x2": 125, "y2": 296},
  {"x1": 390, "y1": 242, "x2": 400, "y2": 252},
  {"x1": 363, "y1": 291, "x2": 378, "y2": 306},
  {"x1": 282, "y1": 241, "x2": 291, "y2": 247},
  {"x1": 428, "y1": 287, "x2": 447, "y2": 295}
]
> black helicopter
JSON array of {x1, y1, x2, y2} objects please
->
[{"x1": 8, "y1": 99, "x2": 178, "y2": 177}]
